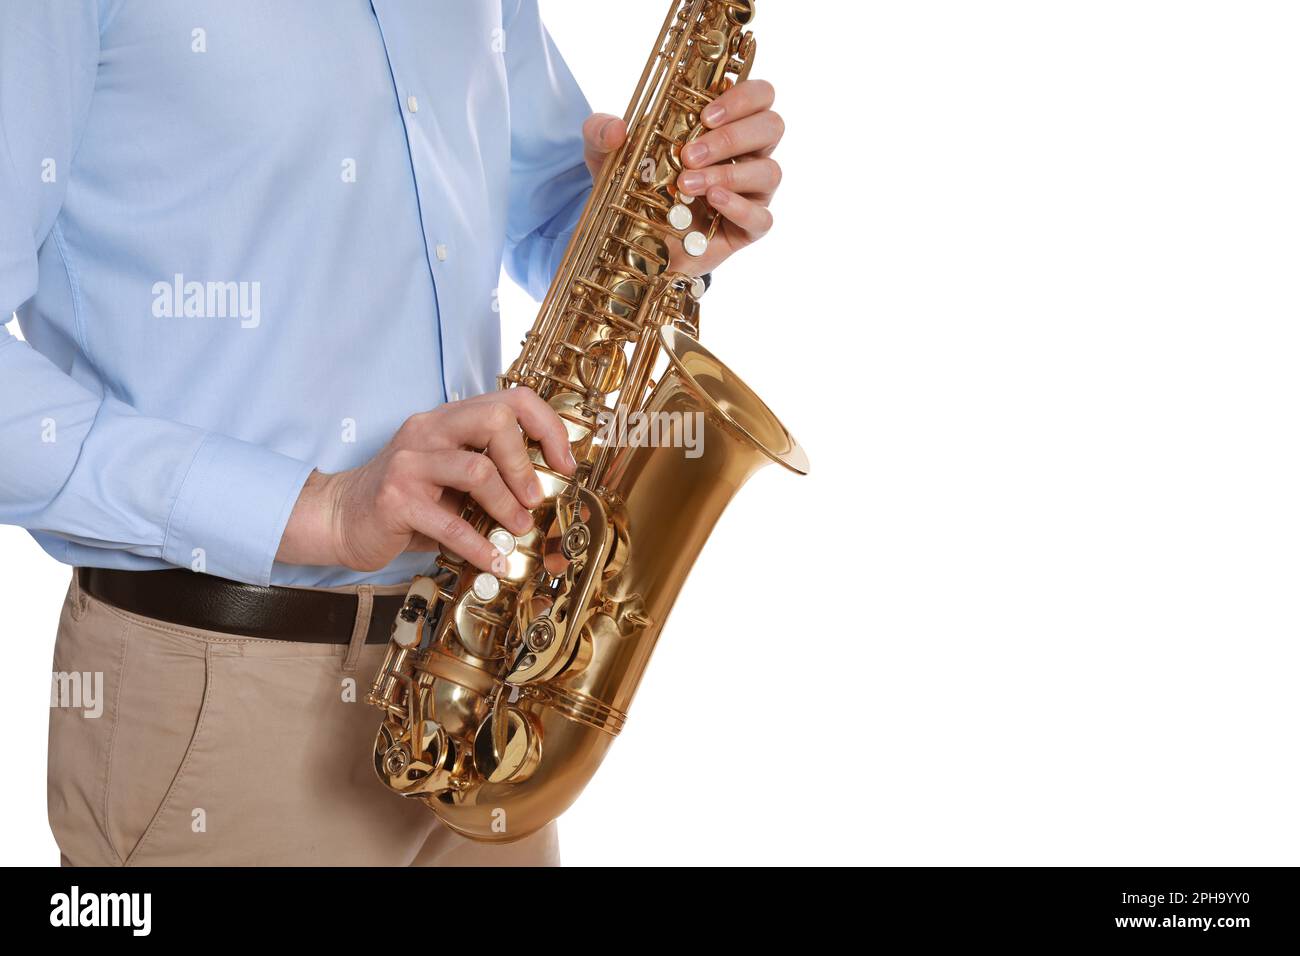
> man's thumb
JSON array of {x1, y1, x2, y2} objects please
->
[{"x1": 583, "y1": 113, "x2": 627, "y2": 173}]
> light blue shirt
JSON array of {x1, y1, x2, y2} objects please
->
[{"x1": 0, "y1": 1, "x2": 593, "y2": 586}]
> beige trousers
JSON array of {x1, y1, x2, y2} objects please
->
[{"x1": 47, "y1": 571, "x2": 559, "y2": 866}]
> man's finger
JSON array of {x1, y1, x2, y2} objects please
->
[
  {"x1": 423, "y1": 449, "x2": 534, "y2": 538},
  {"x1": 403, "y1": 498, "x2": 503, "y2": 574},
  {"x1": 428, "y1": 402, "x2": 542, "y2": 508},
  {"x1": 583, "y1": 113, "x2": 628, "y2": 175},
  {"x1": 677, "y1": 157, "x2": 782, "y2": 200},
  {"x1": 465, "y1": 388, "x2": 577, "y2": 477},
  {"x1": 706, "y1": 186, "x2": 774, "y2": 240},
  {"x1": 681, "y1": 110, "x2": 785, "y2": 168},
  {"x1": 701, "y1": 79, "x2": 776, "y2": 129}
]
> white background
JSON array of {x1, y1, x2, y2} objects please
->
[{"x1": 5, "y1": 0, "x2": 1300, "y2": 865}]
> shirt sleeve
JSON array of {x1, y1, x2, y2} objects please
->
[
  {"x1": 0, "y1": 2, "x2": 313, "y2": 586},
  {"x1": 500, "y1": 0, "x2": 596, "y2": 300}
]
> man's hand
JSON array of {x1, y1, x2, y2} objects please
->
[
  {"x1": 277, "y1": 389, "x2": 577, "y2": 574},
  {"x1": 583, "y1": 79, "x2": 785, "y2": 276}
]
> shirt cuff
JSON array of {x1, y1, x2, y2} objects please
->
[{"x1": 162, "y1": 432, "x2": 314, "y2": 586}]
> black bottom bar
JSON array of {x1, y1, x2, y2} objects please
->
[{"x1": 7, "y1": 866, "x2": 1294, "y2": 943}]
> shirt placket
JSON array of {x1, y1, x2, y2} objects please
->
[{"x1": 368, "y1": 0, "x2": 456, "y2": 403}]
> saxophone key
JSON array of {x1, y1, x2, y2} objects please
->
[{"x1": 667, "y1": 203, "x2": 694, "y2": 231}]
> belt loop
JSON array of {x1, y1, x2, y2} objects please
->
[{"x1": 342, "y1": 585, "x2": 374, "y2": 673}]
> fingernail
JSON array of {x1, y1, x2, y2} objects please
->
[
  {"x1": 702, "y1": 103, "x2": 725, "y2": 126},
  {"x1": 528, "y1": 476, "x2": 545, "y2": 506},
  {"x1": 679, "y1": 171, "x2": 706, "y2": 193},
  {"x1": 491, "y1": 555, "x2": 507, "y2": 575},
  {"x1": 600, "y1": 118, "x2": 617, "y2": 146},
  {"x1": 515, "y1": 511, "x2": 534, "y2": 534},
  {"x1": 682, "y1": 142, "x2": 708, "y2": 166}
]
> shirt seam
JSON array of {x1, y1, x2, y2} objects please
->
[
  {"x1": 501, "y1": 0, "x2": 526, "y2": 35},
  {"x1": 98, "y1": 0, "x2": 126, "y2": 37},
  {"x1": 50, "y1": 221, "x2": 91, "y2": 355}
]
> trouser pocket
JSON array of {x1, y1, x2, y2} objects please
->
[
  {"x1": 47, "y1": 586, "x2": 209, "y2": 866},
  {"x1": 51, "y1": 585, "x2": 454, "y2": 865}
]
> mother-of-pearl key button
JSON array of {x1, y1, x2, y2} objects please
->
[
  {"x1": 472, "y1": 572, "x2": 501, "y2": 602},
  {"x1": 683, "y1": 231, "x2": 709, "y2": 257},
  {"x1": 667, "y1": 203, "x2": 694, "y2": 231},
  {"x1": 489, "y1": 528, "x2": 517, "y2": 555}
]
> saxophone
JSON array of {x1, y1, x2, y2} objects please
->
[{"x1": 367, "y1": 0, "x2": 805, "y2": 842}]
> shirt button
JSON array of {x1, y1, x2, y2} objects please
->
[
  {"x1": 435, "y1": 243, "x2": 449, "y2": 261},
  {"x1": 450, "y1": 390, "x2": 461, "y2": 402},
  {"x1": 406, "y1": 95, "x2": 419, "y2": 113}
]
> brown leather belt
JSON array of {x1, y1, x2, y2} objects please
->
[{"x1": 77, "y1": 567, "x2": 403, "y2": 645}]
